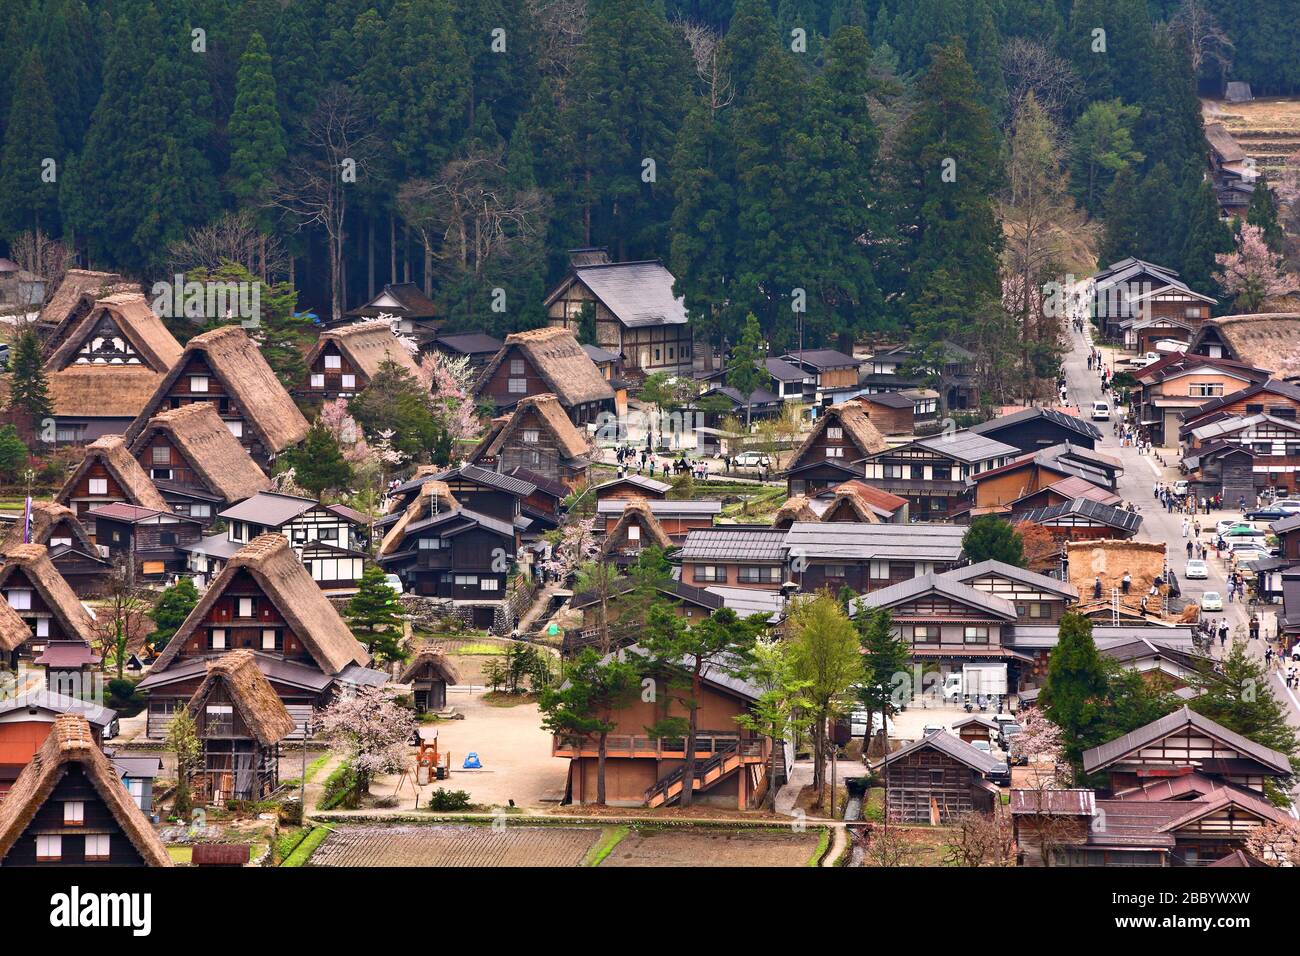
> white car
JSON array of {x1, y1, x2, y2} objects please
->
[
  {"x1": 1185, "y1": 559, "x2": 1208, "y2": 579},
  {"x1": 383, "y1": 573, "x2": 405, "y2": 595},
  {"x1": 1091, "y1": 401, "x2": 1110, "y2": 421},
  {"x1": 732, "y1": 451, "x2": 771, "y2": 469},
  {"x1": 1217, "y1": 519, "x2": 1255, "y2": 536},
  {"x1": 1172, "y1": 480, "x2": 1189, "y2": 496},
  {"x1": 1277, "y1": 499, "x2": 1300, "y2": 513},
  {"x1": 1201, "y1": 591, "x2": 1223, "y2": 611}
]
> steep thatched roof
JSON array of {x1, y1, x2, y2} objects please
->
[
  {"x1": 600, "y1": 499, "x2": 673, "y2": 558},
  {"x1": 37, "y1": 269, "x2": 126, "y2": 331},
  {"x1": 787, "y1": 403, "x2": 887, "y2": 470},
  {"x1": 1, "y1": 502, "x2": 95, "y2": 554},
  {"x1": 307, "y1": 320, "x2": 422, "y2": 380},
  {"x1": 0, "y1": 543, "x2": 97, "y2": 643},
  {"x1": 0, "y1": 597, "x2": 29, "y2": 653},
  {"x1": 150, "y1": 534, "x2": 370, "y2": 675},
  {"x1": 474, "y1": 326, "x2": 614, "y2": 408},
  {"x1": 1196, "y1": 314, "x2": 1300, "y2": 380},
  {"x1": 125, "y1": 325, "x2": 309, "y2": 454},
  {"x1": 379, "y1": 480, "x2": 458, "y2": 558},
  {"x1": 130, "y1": 402, "x2": 271, "y2": 502},
  {"x1": 773, "y1": 495, "x2": 819, "y2": 529},
  {"x1": 55, "y1": 434, "x2": 170, "y2": 512},
  {"x1": 475, "y1": 393, "x2": 592, "y2": 462},
  {"x1": 47, "y1": 292, "x2": 183, "y2": 372},
  {"x1": 398, "y1": 641, "x2": 460, "y2": 685},
  {"x1": 1067, "y1": 539, "x2": 1168, "y2": 612},
  {"x1": 820, "y1": 487, "x2": 882, "y2": 524},
  {"x1": 48, "y1": 365, "x2": 170, "y2": 419},
  {"x1": 186, "y1": 650, "x2": 296, "y2": 746},
  {"x1": 0, "y1": 715, "x2": 172, "y2": 866}
]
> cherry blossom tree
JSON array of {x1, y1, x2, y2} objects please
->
[
  {"x1": 315, "y1": 685, "x2": 417, "y2": 794},
  {"x1": 1244, "y1": 819, "x2": 1300, "y2": 866},
  {"x1": 539, "y1": 518, "x2": 599, "y2": 582},
  {"x1": 418, "y1": 350, "x2": 480, "y2": 446},
  {"x1": 1011, "y1": 709, "x2": 1072, "y2": 786},
  {"x1": 319, "y1": 397, "x2": 373, "y2": 466},
  {"x1": 1215, "y1": 223, "x2": 1295, "y2": 313}
]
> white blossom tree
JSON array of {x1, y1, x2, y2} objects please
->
[
  {"x1": 316, "y1": 685, "x2": 417, "y2": 794},
  {"x1": 1215, "y1": 223, "x2": 1295, "y2": 313}
]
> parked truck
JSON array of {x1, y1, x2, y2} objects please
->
[{"x1": 942, "y1": 664, "x2": 1008, "y2": 701}]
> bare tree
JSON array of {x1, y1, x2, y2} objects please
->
[
  {"x1": 95, "y1": 558, "x2": 153, "y2": 680},
  {"x1": 674, "y1": 18, "x2": 733, "y2": 113},
  {"x1": 8, "y1": 229, "x2": 73, "y2": 299},
  {"x1": 943, "y1": 810, "x2": 1015, "y2": 867},
  {"x1": 1001, "y1": 38, "x2": 1082, "y2": 126},
  {"x1": 269, "y1": 85, "x2": 378, "y2": 321},
  {"x1": 1171, "y1": 0, "x2": 1234, "y2": 78},
  {"x1": 528, "y1": 0, "x2": 588, "y2": 83},
  {"x1": 167, "y1": 209, "x2": 289, "y2": 281}
]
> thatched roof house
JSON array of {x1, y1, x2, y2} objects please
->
[
  {"x1": 378, "y1": 480, "x2": 458, "y2": 558},
  {"x1": 36, "y1": 269, "x2": 127, "y2": 333},
  {"x1": 56, "y1": 433, "x2": 171, "y2": 515},
  {"x1": 1067, "y1": 539, "x2": 1168, "y2": 614},
  {"x1": 0, "y1": 502, "x2": 95, "y2": 554},
  {"x1": 398, "y1": 642, "x2": 460, "y2": 686},
  {"x1": 304, "y1": 319, "x2": 421, "y2": 382},
  {"x1": 820, "y1": 487, "x2": 881, "y2": 524},
  {"x1": 473, "y1": 326, "x2": 614, "y2": 417},
  {"x1": 185, "y1": 650, "x2": 296, "y2": 746},
  {"x1": 0, "y1": 543, "x2": 98, "y2": 644},
  {"x1": 1189, "y1": 314, "x2": 1300, "y2": 381},
  {"x1": 0, "y1": 597, "x2": 30, "y2": 656},
  {"x1": 600, "y1": 498, "x2": 673, "y2": 562},
  {"x1": 0, "y1": 714, "x2": 172, "y2": 866},
  {"x1": 129, "y1": 402, "x2": 272, "y2": 504},
  {"x1": 469, "y1": 393, "x2": 592, "y2": 489},
  {"x1": 785, "y1": 402, "x2": 887, "y2": 486},
  {"x1": 124, "y1": 325, "x2": 309, "y2": 463},
  {"x1": 773, "y1": 495, "x2": 819, "y2": 529},
  {"x1": 148, "y1": 534, "x2": 371, "y2": 676}
]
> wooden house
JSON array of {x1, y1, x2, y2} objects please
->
[
  {"x1": 506, "y1": 467, "x2": 568, "y2": 534},
  {"x1": 377, "y1": 481, "x2": 520, "y2": 628},
  {"x1": 1005, "y1": 475, "x2": 1122, "y2": 514},
  {"x1": 1009, "y1": 789, "x2": 1096, "y2": 866},
  {"x1": 553, "y1": 646, "x2": 770, "y2": 808},
  {"x1": 1182, "y1": 441, "x2": 1259, "y2": 502},
  {"x1": 43, "y1": 292, "x2": 184, "y2": 445},
  {"x1": 862, "y1": 342, "x2": 980, "y2": 411},
  {"x1": 969, "y1": 407, "x2": 1101, "y2": 453},
  {"x1": 1188, "y1": 314, "x2": 1300, "y2": 383},
  {"x1": 595, "y1": 498, "x2": 720, "y2": 542},
  {"x1": 599, "y1": 499, "x2": 674, "y2": 568},
  {"x1": 544, "y1": 251, "x2": 693, "y2": 378},
  {"x1": 952, "y1": 715, "x2": 999, "y2": 746},
  {"x1": 0, "y1": 544, "x2": 96, "y2": 665},
  {"x1": 677, "y1": 527, "x2": 788, "y2": 591},
  {"x1": 137, "y1": 534, "x2": 383, "y2": 737},
  {"x1": 783, "y1": 403, "x2": 887, "y2": 497},
  {"x1": 343, "y1": 282, "x2": 439, "y2": 342},
  {"x1": 88, "y1": 503, "x2": 203, "y2": 582},
  {"x1": 188, "y1": 491, "x2": 369, "y2": 591},
  {"x1": 860, "y1": 431, "x2": 1018, "y2": 522},
  {"x1": 183, "y1": 650, "x2": 296, "y2": 804},
  {"x1": 1015, "y1": 499, "x2": 1142, "y2": 545},
  {"x1": 301, "y1": 319, "x2": 422, "y2": 401},
  {"x1": 782, "y1": 522, "x2": 967, "y2": 595},
  {"x1": 779, "y1": 349, "x2": 862, "y2": 403},
  {"x1": 0, "y1": 715, "x2": 171, "y2": 866},
  {"x1": 568, "y1": 580, "x2": 728, "y2": 652},
  {"x1": 872, "y1": 731, "x2": 1003, "y2": 824},
  {"x1": 55, "y1": 434, "x2": 170, "y2": 541},
  {"x1": 473, "y1": 326, "x2": 615, "y2": 426},
  {"x1": 0, "y1": 257, "x2": 43, "y2": 310},
  {"x1": 123, "y1": 325, "x2": 309, "y2": 471},
  {"x1": 816, "y1": 487, "x2": 881, "y2": 523},
  {"x1": 943, "y1": 560, "x2": 1079, "y2": 623},
  {"x1": 398, "y1": 642, "x2": 460, "y2": 713},
  {"x1": 468, "y1": 393, "x2": 593, "y2": 490},
  {"x1": 0, "y1": 503, "x2": 109, "y2": 595},
  {"x1": 1133, "y1": 354, "x2": 1266, "y2": 446},
  {"x1": 855, "y1": 391, "x2": 918, "y2": 436},
  {"x1": 1092, "y1": 259, "x2": 1213, "y2": 344},
  {"x1": 111, "y1": 757, "x2": 163, "y2": 815},
  {"x1": 129, "y1": 402, "x2": 271, "y2": 523},
  {"x1": 694, "y1": 385, "x2": 783, "y2": 427},
  {"x1": 0, "y1": 691, "x2": 116, "y2": 797},
  {"x1": 35, "y1": 269, "x2": 128, "y2": 341},
  {"x1": 815, "y1": 480, "x2": 909, "y2": 523},
  {"x1": 594, "y1": 474, "x2": 671, "y2": 502},
  {"x1": 1206, "y1": 122, "x2": 1255, "y2": 218},
  {"x1": 429, "y1": 332, "x2": 502, "y2": 372},
  {"x1": 764, "y1": 357, "x2": 815, "y2": 403}
]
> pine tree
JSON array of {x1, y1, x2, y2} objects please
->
[
  {"x1": 1070, "y1": 98, "x2": 1143, "y2": 216},
  {"x1": 0, "y1": 48, "x2": 61, "y2": 239},
  {"x1": 269, "y1": 0, "x2": 323, "y2": 136},
  {"x1": 1099, "y1": 165, "x2": 1142, "y2": 264},
  {"x1": 0, "y1": 424, "x2": 28, "y2": 481},
  {"x1": 1040, "y1": 612, "x2": 1111, "y2": 767},
  {"x1": 36, "y1": 0, "x2": 101, "y2": 154},
  {"x1": 228, "y1": 31, "x2": 286, "y2": 208},
  {"x1": 961, "y1": 516, "x2": 1025, "y2": 566},
  {"x1": 6, "y1": 326, "x2": 52, "y2": 432},
  {"x1": 149, "y1": 577, "x2": 199, "y2": 651},
  {"x1": 1177, "y1": 173, "x2": 1234, "y2": 295},
  {"x1": 855, "y1": 606, "x2": 909, "y2": 754},
  {"x1": 720, "y1": 0, "x2": 780, "y2": 104},
  {"x1": 1246, "y1": 182, "x2": 1285, "y2": 253},
  {"x1": 345, "y1": 565, "x2": 404, "y2": 661},
  {"x1": 279, "y1": 423, "x2": 353, "y2": 497}
]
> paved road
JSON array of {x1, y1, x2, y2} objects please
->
[{"x1": 1061, "y1": 320, "x2": 1300, "y2": 748}]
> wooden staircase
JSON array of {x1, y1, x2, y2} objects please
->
[{"x1": 645, "y1": 740, "x2": 743, "y2": 808}]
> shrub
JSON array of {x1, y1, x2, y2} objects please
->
[
  {"x1": 319, "y1": 762, "x2": 360, "y2": 811},
  {"x1": 425, "y1": 788, "x2": 472, "y2": 811}
]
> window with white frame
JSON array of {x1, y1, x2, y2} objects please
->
[
  {"x1": 192, "y1": 503, "x2": 211, "y2": 518},
  {"x1": 152, "y1": 446, "x2": 170, "y2": 464},
  {"x1": 189, "y1": 375, "x2": 209, "y2": 393},
  {"x1": 522, "y1": 429, "x2": 539, "y2": 444},
  {"x1": 63, "y1": 801, "x2": 85, "y2": 824},
  {"x1": 913, "y1": 625, "x2": 940, "y2": 644},
  {"x1": 311, "y1": 374, "x2": 325, "y2": 388},
  {"x1": 324, "y1": 354, "x2": 341, "y2": 370},
  {"x1": 510, "y1": 359, "x2": 525, "y2": 375},
  {"x1": 454, "y1": 575, "x2": 479, "y2": 586},
  {"x1": 6, "y1": 588, "x2": 31, "y2": 610},
  {"x1": 825, "y1": 447, "x2": 844, "y2": 458},
  {"x1": 627, "y1": 525, "x2": 640, "y2": 542},
  {"x1": 238, "y1": 598, "x2": 254, "y2": 618},
  {"x1": 226, "y1": 420, "x2": 244, "y2": 438},
  {"x1": 88, "y1": 478, "x2": 108, "y2": 495},
  {"x1": 36, "y1": 618, "x2": 49, "y2": 638},
  {"x1": 869, "y1": 560, "x2": 890, "y2": 579},
  {"x1": 36, "y1": 835, "x2": 61, "y2": 861},
  {"x1": 827, "y1": 426, "x2": 843, "y2": 440},
  {"x1": 508, "y1": 377, "x2": 527, "y2": 394},
  {"x1": 694, "y1": 565, "x2": 726, "y2": 583},
  {"x1": 84, "y1": 834, "x2": 110, "y2": 861},
  {"x1": 210, "y1": 628, "x2": 227, "y2": 649},
  {"x1": 262, "y1": 628, "x2": 279, "y2": 650},
  {"x1": 418, "y1": 537, "x2": 443, "y2": 550},
  {"x1": 341, "y1": 374, "x2": 356, "y2": 390},
  {"x1": 963, "y1": 626, "x2": 989, "y2": 644},
  {"x1": 480, "y1": 577, "x2": 500, "y2": 591}
]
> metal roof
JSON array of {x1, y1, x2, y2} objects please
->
[
  {"x1": 218, "y1": 491, "x2": 317, "y2": 527},
  {"x1": 875, "y1": 729, "x2": 1004, "y2": 775},
  {"x1": 567, "y1": 260, "x2": 688, "y2": 328},
  {"x1": 704, "y1": 585, "x2": 786, "y2": 619},
  {"x1": 1017, "y1": 498, "x2": 1142, "y2": 533},
  {"x1": 596, "y1": 474, "x2": 672, "y2": 495},
  {"x1": 433, "y1": 332, "x2": 503, "y2": 354},
  {"x1": 678, "y1": 526, "x2": 788, "y2": 562},
  {"x1": 782, "y1": 521, "x2": 965, "y2": 561},
  {"x1": 0, "y1": 689, "x2": 115, "y2": 727},
  {"x1": 970, "y1": 406, "x2": 1102, "y2": 442},
  {"x1": 435, "y1": 463, "x2": 537, "y2": 498},
  {"x1": 780, "y1": 349, "x2": 860, "y2": 369},
  {"x1": 1081, "y1": 706, "x2": 1291, "y2": 775},
  {"x1": 942, "y1": 559, "x2": 1080, "y2": 599},
  {"x1": 765, "y1": 357, "x2": 810, "y2": 381},
  {"x1": 913, "y1": 431, "x2": 1019, "y2": 463},
  {"x1": 851, "y1": 572, "x2": 1018, "y2": 619}
]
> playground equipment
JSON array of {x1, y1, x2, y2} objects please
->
[{"x1": 415, "y1": 726, "x2": 451, "y2": 784}]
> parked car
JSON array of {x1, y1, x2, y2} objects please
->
[
  {"x1": 1091, "y1": 401, "x2": 1110, "y2": 421},
  {"x1": 383, "y1": 573, "x2": 405, "y2": 595},
  {"x1": 987, "y1": 760, "x2": 1012, "y2": 787},
  {"x1": 1201, "y1": 591, "x2": 1224, "y2": 611},
  {"x1": 1247, "y1": 505, "x2": 1293, "y2": 521},
  {"x1": 997, "y1": 722, "x2": 1022, "y2": 749},
  {"x1": 971, "y1": 739, "x2": 993, "y2": 754},
  {"x1": 732, "y1": 451, "x2": 771, "y2": 469},
  {"x1": 1185, "y1": 559, "x2": 1208, "y2": 579}
]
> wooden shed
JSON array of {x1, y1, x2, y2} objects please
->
[
  {"x1": 398, "y1": 643, "x2": 460, "y2": 713},
  {"x1": 873, "y1": 730, "x2": 1003, "y2": 824}
]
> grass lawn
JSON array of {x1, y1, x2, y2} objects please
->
[
  {"x1": 282, "y1": 826, "x2": 332, "y2": 867},
  {"x1": 583, "y1": 825, "x2": 629, "y2": 867},
  {"x1": 452, "y1": 642, "x2": 507, "y2": 655}
]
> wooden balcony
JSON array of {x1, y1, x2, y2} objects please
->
[{"x1": 553, "y1": 731, "x2": 768, "y2": 762}]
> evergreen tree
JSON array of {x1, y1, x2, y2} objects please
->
[
  {"x1": 720, "y1": 0, "x2": 780, "y2": 104},
  {"x1": 149, "y1": 577, "x2": 199, "y2": 651},
  {"x1": 36, "y1": 0, "x2": 100, "y2": 154},
  {"x1": 269, "y1": 0, "x2": 324, "y2": 137},
  {"x1": 228, "y1": 31, "x2": 286, "y2": 208},
  {"x1": 1040, "y1": 612, "x2": 1110, "y2": 767},
  {"x1": 195, "y1": 263, "x2": 311, "y2": 386},
  {"x1": 855, "y1": 606, "x2": 909, "y2": 753},
  {"x1": 1177, "y1": 173, "x2": 1234, "y2": 295},
  {"x1": 1070, "y1": 98, "x2": 1143, "y2": 216},
  {"x1": 345, "y1": 565, "x2": 404, "y2": 661},
  {"x1": 1246, "y1": 182, "x2": 1285, "y2": 253},
  {"x1": 961, "y1": 516, "x2": 1025, "y2": 566},
  {"x1": 0, "y1": 424, "x2": 28, "y2": 481},
  {"x1": 0, "y1": 48, "x2": 61, "y2": 239},
  {"x1": 278, "y1": 423, "x2": 354, "y2": 497},
  {"x1": 894, "y1": 39, "x2": 1003, "y2": 343},
  {"x1": 6, "y1": 326, "x2": 51, "y2": 431},
  {"x1": 726, "y1": 313, "x2": 766, "y2": 423},
  {"x1": 1099, "y1": 165, "x2": 1142, "y2": 265}
]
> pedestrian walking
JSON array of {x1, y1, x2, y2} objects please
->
[{"x1": 1181, "y1": 518, "x2": 1188, "y2": 538}]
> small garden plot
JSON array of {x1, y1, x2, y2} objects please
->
[
  {"x1": 599, "y1": 828, "x2": 821, "y2": 867},
  {"x1": 307, "y1": 824, "x2": 603, "y2": 867}
]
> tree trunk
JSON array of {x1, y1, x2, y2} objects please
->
[
  {"x1": 679, "y1": 672, "x2": 702, "y2": 808},
  {"x1": 768, "y1": 736, "x2": 780, "y2": 810},
  {"x1": 389, "y1": 211, "x2": 397, "y2": 284},
  {"x1": 367, "y1": 215, "x2": 375, "y2": 298}
]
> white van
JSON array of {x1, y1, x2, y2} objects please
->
[{"x1": 1091, "y1": 401, "x2": 1110, "y2": 421}]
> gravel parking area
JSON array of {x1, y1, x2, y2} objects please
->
[{"x1": 308, "y1": 824, "x2": 602, "y2": 867}]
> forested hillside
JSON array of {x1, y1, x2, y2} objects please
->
[{"x1": 0, "y1": 0, "x2": 1293, "y2": 371}]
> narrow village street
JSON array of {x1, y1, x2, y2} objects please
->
[{"x1": 1061, "y1": 321, "x2": 1300, "y2": 756}]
